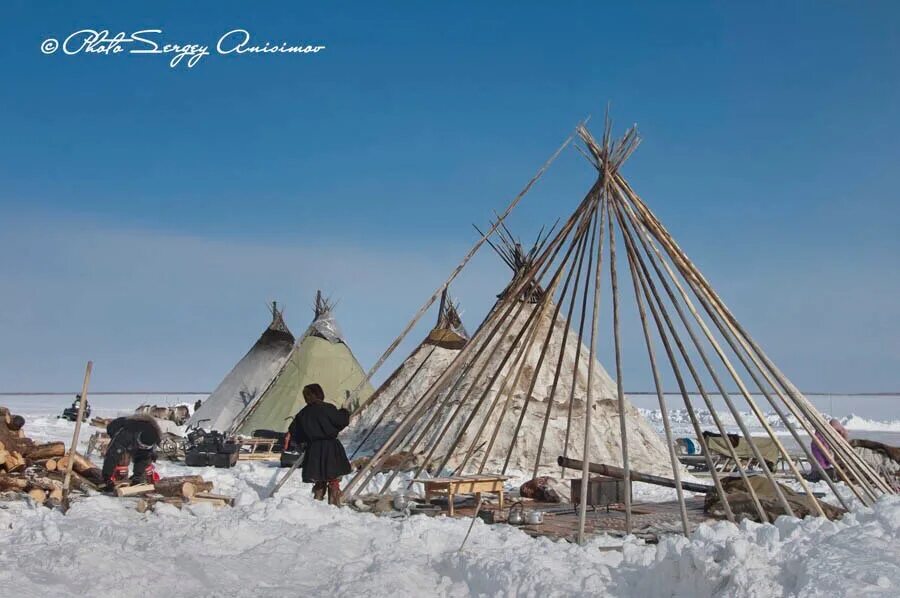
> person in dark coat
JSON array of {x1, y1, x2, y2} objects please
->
[
  {"x1": 288, "y1": 383, "x2": 351, "y2": 505},
  {"x1": 102, "y1": 415, "x2": 162, "y2": 489}
]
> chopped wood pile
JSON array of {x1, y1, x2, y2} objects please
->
[
  {"x1": 115, "y1": 474, "x2": 234, "y2": 511},
  {"x1": 0, "y1": 406, "x2": 103, "y2": 507}
]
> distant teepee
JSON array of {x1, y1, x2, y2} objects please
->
[
  {"x1": 232, "y1": 291, "x2": 374, "y2": 435},
  {"x1": 355, "y1": 227, "x2": 671, "y2": 480},
  {"x1": 189, "y1": 302, "x2": 294, "y2": 432},
  {"x1": 344, "y1": 288, "x2": 469, "y2": 458}
]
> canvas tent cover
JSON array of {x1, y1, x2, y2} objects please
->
[
  {"x1": 235, "y1": 297, "x2": 374, "y2": 435},
  {"x1": 427, "y1": 302, "x2": 673, "y2": 477},
  {"x1": 188, "y1": 310, "x2": 294, "y2": 432}
]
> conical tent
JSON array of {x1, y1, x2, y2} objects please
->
[
  {"x1": 233, "y1": 292, "x2": 374, "y2": 435},
  {"x1": 348, "y1": 233, "x2": 671, "y2": 478},
  {"x1": 188, "y1": 303, "x2": 295, "y2": 432},
  {"x1": 344, "y1": 118, "x2": 893, "y2": 542},
  {"x1": 345, "y1": 289, "x2": 469, "y2": 457}
]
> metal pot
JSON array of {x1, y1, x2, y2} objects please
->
[
  {"x1": 524, "y1": 510, "x2": 544, "y2": 525},
  {"x1": 507, "y1": 503, "x2": 525, "y2": 525}
]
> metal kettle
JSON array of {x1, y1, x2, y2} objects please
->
[{"x1": 507, "y1": 502, "x2": 525, "y2": 525}]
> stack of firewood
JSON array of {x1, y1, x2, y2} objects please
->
[
  {"x1": 0, "y1": 405, "x2": 103, "y2": 507},
  {"x1": 116, "y1": 474, "x2": 234, "y2": 512}
]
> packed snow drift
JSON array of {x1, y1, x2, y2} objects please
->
[{"x1": 1, "y1": 399, "x2": 898, "y2": 597}]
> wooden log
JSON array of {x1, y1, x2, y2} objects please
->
[
  {"x1": 44, "y1": 459, "x2": 57, "y2": 472},
  {"x1": 154, "y1": 478, "x2": 213, "y2": 498},
  {"x1": 116, "y1": 483, "x2": 155, "y2": 497},
  {"x1": 47, "y1": 487, "x2": 64, "y2": 505},
  {"x1": 136, "y1": 496, "x2": 184, "y2": 513},
  {"x1": 153, "y1": 475, "x2": 209, "y2": 489},
  {"x1": 56, "y1": 452, "x2": 95, "y2": 474},
  {"x1": 77, "y1": 467, "x2": 104, "y2": 486},
  {"x1": 28, "y1": 488, "x2": 47, "y2": 504},
  {"x1": 26, "y1": 442, "x2": 66, "y2": 461},
  {"x1": 27, "y1": 476, "x2": 63, "y2": 492},
  {"x1": 0, "y1": 474, "x2": 28, "y2": 491},
  {"x1": 6, "y1": 452, "x2": 26, "y2": 473},
  {"x1": 0, "y1": 449, "x2": 7, "y2": 468},
  {"x1": 70, "y1": 470, "x2": 101, "y2": 492},
  {"x1": 557, "y1": 457, "x2": 714, "y2": 494}
]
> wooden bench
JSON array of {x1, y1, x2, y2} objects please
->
[{"x1": 413, "y1": 475, "x2": 507, "y2": 516}]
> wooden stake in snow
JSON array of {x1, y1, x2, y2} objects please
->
[
  {"x1": 269, "y1": 451, "x2": 304, "y2": 498},
  {"x1": 62, "y1": 361, "x2": 93, "y2": 510}
]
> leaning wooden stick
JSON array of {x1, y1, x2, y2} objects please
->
[
  {"x1": 269, "y1": 450, "x2": 304, "y2": 498},
  {"x1": 62, "y1": 361, "x2": 93, "y2": 510},
  {"x1": 458, "y1": 495, "x2": 484, "y2": 552}
]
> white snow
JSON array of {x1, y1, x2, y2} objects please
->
[
  {"x1": 840, "y1": 414, "x2": 900, "y2": 433},
  {"x1": 2, "y1": 399, "x2": 898, "y2": 597}
]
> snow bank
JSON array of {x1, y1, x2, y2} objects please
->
[
  {"x1": 1, "y1": 454, "x2": 897, "y2": 597},
  {"x1": 639, "y1": 407, "x2": 900, "y2": 436},
  {"x1": 2, "y1": 405, "x2": 898, "y2": 597},
  {"x1": 840, "y1": 414, "x2": 900, "y2": 433}
]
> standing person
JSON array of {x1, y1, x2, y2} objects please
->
[
  {"x1": 288, "y1": 383, "x2": 351, "y2": 505},
  {"x1": 809, "y1": 418, "x2": 849, "y2": 482},
  {"x1": 102, "y1": 415, "x2": 162, "y2": 490}
]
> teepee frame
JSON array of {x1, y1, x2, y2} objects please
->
[{"x1": 343, "y1": 117, "x2": 893, "y2": 543}]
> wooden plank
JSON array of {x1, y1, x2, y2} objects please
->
[
  {"x1": 115, "y1": 483, "x2": 155, "y2": 497},
  {"x1": 190, "y1": 496, "x2": 227, "y2": 507}
]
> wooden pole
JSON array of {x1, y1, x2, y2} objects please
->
[
  {"x1": 501, "y1": 206, "x2": 599, "y2": 475},
  {"x1": 561, "y1": 200, "x2": 600, "y2": 478},
  {"x1": 345, "y1": 178, "x2": 601, "y2": 498},
  {"x1": 621, "y1": 222, "x2": 692, "y2": 536},
  {"x1": 269, "y1": 450, "x2": 304, "y2": 498},
  {"x1": 531, "y1": 209, "x2": 594, "y2": 478},
  {"x1": 617, "y1": 176, "x2": 889, "y2": 497},
  {"x1": 436, "y1": 201, "x2": 595, "y2": 478},
  {"x1": 62, "y1": 361, "x2": 92, "y2": 509},
  {"x1": 613, "y1": 193, "x2": 782, "y2": 520},
  {"x1": 577, "y1": 188, "x2": 608, "y2": 545},
  {"x1": 558, "y1": 457, "x2": 713, "y2": 494},
  {"x1": 347, "y1": 343, "x2": 439, "y2": 459},
  {"x1": 612, "y1": 195, "x2": 753, "y2": 521},
  {"x1": 618, "y1": 188, "x2": 861, "y2": 509},
  {"x1": 615, "y1": 187, "x2": 800, "y2": 517},
  {"x1": 349, "y1": 130, "x2": 576, "y2": 418},
  {"x1": 607, "y1": 199, "x2": 634, "y2": 532}
]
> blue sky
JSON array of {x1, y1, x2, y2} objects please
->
[{"x1": 1, "y1": 1, "x2": 898, "y2": 393}]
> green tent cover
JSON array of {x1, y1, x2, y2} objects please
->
[{"x1": 236, "y1": 335, "x2": 374, "y2": 435}]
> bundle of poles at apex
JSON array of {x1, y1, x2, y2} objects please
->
[{"x1": 342, "y1": 116, "x2": 893, "y2": 543}]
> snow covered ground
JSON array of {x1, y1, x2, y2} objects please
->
[{"x1": 1, "y1": 396, "x2": 898, "y2": 597}]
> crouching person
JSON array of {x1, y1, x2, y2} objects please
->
[
  {"x1": 102, "y1": 415, "x2": 162, "y2": 490},
  {"x1": 289, "y1": 383, "x2": 351, "y2": 505}
]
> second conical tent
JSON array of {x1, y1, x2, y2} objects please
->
[{"x1": 233, "y1": 291, "x2": 374, "y2": 435}]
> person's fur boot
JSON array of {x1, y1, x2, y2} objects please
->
[
  {"x1": 327, "y1": 480, "x2": 342, "y2": 506},
  {"x1": 312, "y1": 481, "x2": 327, "y2": 501}
]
